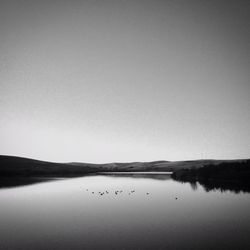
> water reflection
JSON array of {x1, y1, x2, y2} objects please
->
[
  {"x1": 2, "y1": 173, "x2": 250, "y2": 194},
  {"x1": 99, "y1": 173, "x2": 172, "y2": 180},
  {"x1": 173, "y1": 178, "x2": 250, "y2": 194},
  {"x1": 0, "y1": 175, "x2": 250, "y2": 250},
  {"x1": 0, "y1": 173, "x2": 171, "y2": 189},
  {"x1": 0, "y1": 177, "x2": 59, "y2": 189}
]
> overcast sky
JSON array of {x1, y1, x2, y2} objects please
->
[{"x1": 0, "y1": 0, "x2": 249, "y2": 163}]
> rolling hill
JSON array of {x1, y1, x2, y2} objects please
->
[{"x1": 0, "y1": 155, "x2": 248, "y2": 177}]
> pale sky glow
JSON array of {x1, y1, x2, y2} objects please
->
[{"x1": 0, "y1": 0, "x2": 250, "y2": 163}]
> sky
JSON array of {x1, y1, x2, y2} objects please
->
[{"x1": 0, "y1": 0, "x2": 249, "y2": 163}]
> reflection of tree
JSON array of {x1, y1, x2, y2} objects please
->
[
  {"x1": 172, "y1": 160, "x2": 250, "y2": 194},
  {"x1": 190, "y1": 181, "x2": 198, "y2": 191},
  {"x1": 175, "y1": 178, "x2": 250, "y2": 194}
]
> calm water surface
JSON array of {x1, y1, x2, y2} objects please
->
[{"x1": 0, "y1": 174, "x2": 250, "y2": 250}]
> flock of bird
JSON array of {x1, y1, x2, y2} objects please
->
[
  {"x1": 85, "y1": 188, "x2": 179, "y2": 200},
  {"x1": 85, "y1": 189, "x2": 150, "y2": 196}
]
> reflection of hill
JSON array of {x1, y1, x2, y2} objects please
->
[
  {"x1": 99, "y1": 173, "x2": 172, "y2": 180},
  {"x1": 0, "y1": 174, "x2": 171, "y2": 189},
  {"x1": 172, "y1": 160, "x2": 250, "y2": 193},
  {"x1": 0, "y1": 177, "x2": 59, "y2": 189}
]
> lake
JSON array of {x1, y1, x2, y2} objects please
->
[{"x1": 0, "y1": 174, "x2": 250, "y2": 250}]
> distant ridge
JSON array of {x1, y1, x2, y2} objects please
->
[{"x1": 0, "y1": 155, "x2": 249, "y2": 178}]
